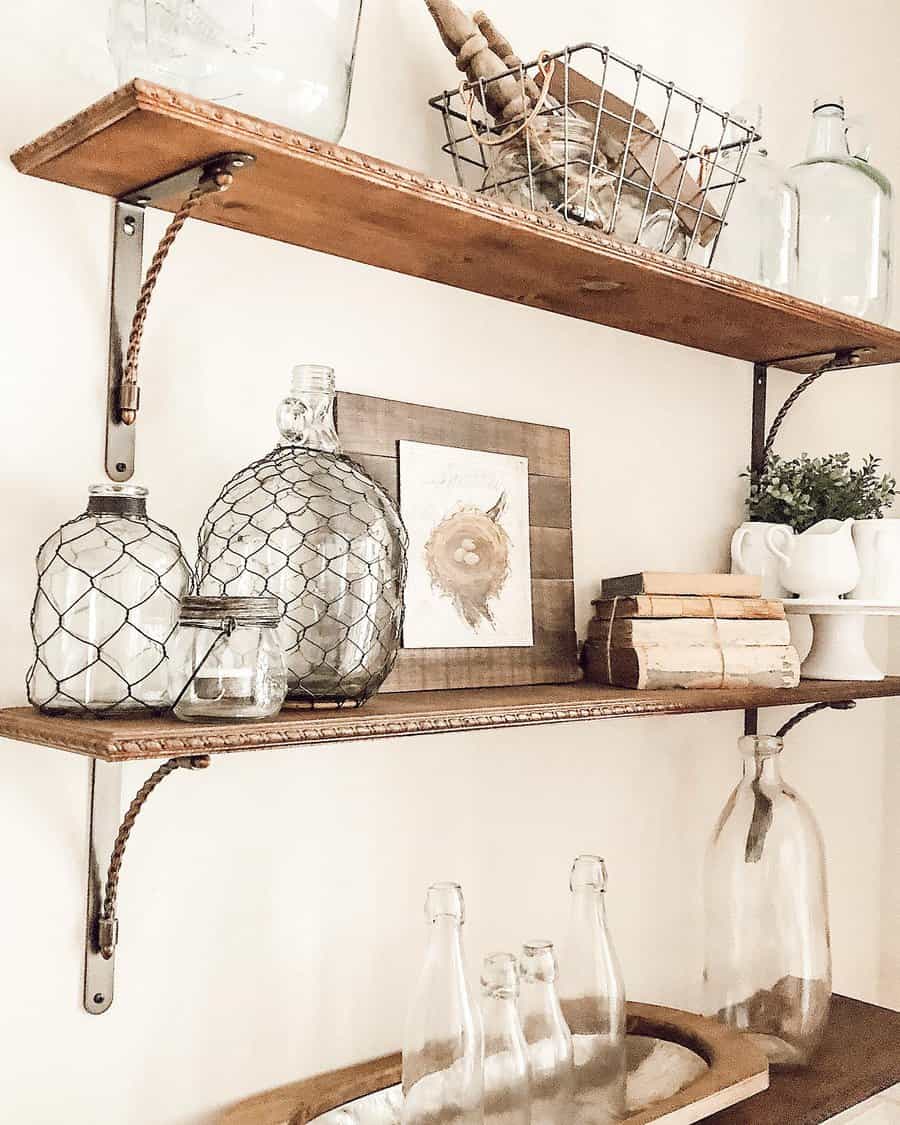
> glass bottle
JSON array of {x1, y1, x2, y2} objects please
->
[
  {"x1": 481, "y1": 953, "x2": 530, "y2": 1125},
  {"x1": 713, "y1": 104, "x2": 799, "y2": 293},
  {"x1": 703, "y1": 734, "x2": 831, "y2": 1068},
  {"x1": 27, "y1": 484, "x2": 191, "y2": 714},
  {"x1": 108, "y1": 0, "x2": 364, "y2": 143},
  {"x1": 196, "y1": 364, "x2": 407, "y2": 706},
  {"x1": 559, "y1": 856, "x2": 626, "y2": 1124},
  {"x1": 792, "y1": 96, "x2": 893, "y2": 322},
  {"x1": 402, "y1": 883, "x2": 483, "y2": 1125},
  {"x1": 519, "y1": 941, "x2": 574, "y2": 1125}
]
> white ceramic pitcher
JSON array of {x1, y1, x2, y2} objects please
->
[
  {"x1": 849, "y1": 518, "x2": 900, "y2": 601},
  {"x1": 730, "y1": 521, "x2": 793, "y2": 599},
  {"x1": 767, "y1": 518, "x2": 860, "y2": 601}
]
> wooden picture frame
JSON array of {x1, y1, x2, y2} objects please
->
[{"x1": 334, "y1": 392, "x2": 579, "y2": 693}]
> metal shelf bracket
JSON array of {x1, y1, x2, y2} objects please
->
[
  {"x1": 104, "y1": 152, "x2": 254, "y2": 482},
  {"x1": 83, "y1": 755, "x2": 210, "y2": 1015}
]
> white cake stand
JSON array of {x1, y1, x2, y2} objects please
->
[{"x1": 782, "y1": 600, "x2": 900, "y2": 681}]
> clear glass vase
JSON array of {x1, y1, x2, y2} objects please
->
[
  {"x1": 402, "y1": 883, "x2": 483, "y2": 1125},
  {"x1": 196, "y1": 364, "x2": 406, "y2": 706},
  {"x1": 559, "y1": 856, "x2": 627, "y2": 1124},
  {"x1": 108, "y1": 0, "x2": 364, "y2": 142},
  {"x1": 792, "y1": 96, "x2": 893, "y2": 322},
  {"x1": 27, "y1": 484, "x2": 191, "y2": 714},
  {"x1": 481, "y1": 952, "x2": 531, "y2": 1125},
  {"x1": 519, "y1": 941, "x2": 574, "y2": 1125},
  {"x1": 703, "y1": 734, "x2": 832, "y2": 1068},
  {"x1": 714, "y1": 104, "x2": 799, "y2": 293}
]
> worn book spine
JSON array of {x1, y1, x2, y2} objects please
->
[
  {"x1": 582, "y1": 641, "x2": 801, "y2": 690},
  {"x1": 599, "y1": 572, "x2": 763, "y2": 599},
  {"x1": 590, "y1": 595, "x2": 785, "y2": 621},
  {"x1": 588, "y1": 617, "x2": 792, "y2": 648}
]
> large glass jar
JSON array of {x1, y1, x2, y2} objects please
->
[
  {"x1": 792, "y1": 96, "x2": 892, "y2": 322},
  {"x1": 27, "y1": 484, "x2": 191, "y2": 714},
  {"x1": 196, "y1": 364, "x2": 406, "y2": 706},
  {"x1": 108, "y1": 0, "x2": 364, "y2": 142},
  {"x1": 704, "y1": 735, "x2": 831, "y2": 1068},
  {"x1": 714, "y1": 105, "x2": 799, "y2": 293},
  {"x1": 168, "y1": 595, "x2": 287, "y2": 721}
]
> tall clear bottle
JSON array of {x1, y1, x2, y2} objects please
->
[
  {"x1": 703, "y1": 735, "x2": 831, "y2": 1068},
  {"x1": 519, "y1": 941, "x2": 574, "y2": 1125},
  {"x1": 792, "y1": 96, "x2": 893, "y2": 322},
  {"x1": 402, "y1": 883, "x2": 483, "y2": 1125},
  {"x1": 714, "y1": 104, "x2": 799, "y2": 293},
  {"x1": 559, "y1": 857, "x2": 627, "y2": 1123},
  {"x1": 481, "y1": 953, "x2": 530, "y2": 1125}
]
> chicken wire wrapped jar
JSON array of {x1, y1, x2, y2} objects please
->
[
  {"x1": 27, "y1": 484, "x2": 192, "y2": 714},
  {"x1": 196, "y1": 365, "x2": 406, "y2": 706},
  {"x1": 430, "y1": 42, "x2": 755, "y2": 266}
]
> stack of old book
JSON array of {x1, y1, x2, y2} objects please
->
[{"x1": 583, "y1": 572, "x2": 800, "y2": 690}]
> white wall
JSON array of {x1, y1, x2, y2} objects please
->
[{"x1": 1, "y1": 1, "x2": 898, "y2": 1121}]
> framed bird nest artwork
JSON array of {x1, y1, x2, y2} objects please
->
[{"x1": 334, "y1": 392, "x2": 579, "y2": 692}]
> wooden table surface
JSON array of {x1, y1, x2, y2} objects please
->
[{"x1": 707, "y1": 995, "x2": 900, "y2": 1124}]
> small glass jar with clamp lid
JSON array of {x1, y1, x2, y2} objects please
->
[{"x1": 169, "y1": 596, "x2": 287, "y2": 722}]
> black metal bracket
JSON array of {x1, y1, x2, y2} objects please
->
[{"x1": 104, "y1": 153, "x2": 255, "y2": 483}]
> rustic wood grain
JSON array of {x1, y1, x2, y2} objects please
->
[
  {"x1": 334, "y1": 392, "x2": 578, "y2": 693},
  {"x1": 11, "y1": 80, "x2": 900, "y2": 373},
  {"x1": 216, "y1": 1001, "x2": 768, "y2": 1125},
  {"x1": 1, "y1": 679, "x2": 896, "y2": 762}
]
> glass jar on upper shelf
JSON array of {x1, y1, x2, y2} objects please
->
[
  {"x1": 791, "y1": 95, "x2": 893, "y2": 322},
  {"x1": 704, "y1": 734, "x2": 831, "y2": 1068},
  {"x1": 108, "y1": 0, "x2": 364, "y2": 142}
]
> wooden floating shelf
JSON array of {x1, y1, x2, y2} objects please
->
[
  {"x1": 12, "y1": 80, "x2": 900, "y2": 374},
  {"x1": 1, "y1": 677, "x2": 898, "y2": 762}
]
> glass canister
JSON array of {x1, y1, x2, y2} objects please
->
[
  {"x1": 714, "y1": 104, "x2": 799, "y2": 293},
  {"x1": 108, "y1": 0, "x2": 364, "y2": 142},
  {"x1": 27, "y1": 484, "x2": 191, "y2": 715},
  {"x1": 196, "y1": 364, "x2": 407, "y2": 707},
  {"x1": 169, "y1": 595, "x2": 287, "y2": 721},
  {"x1": 703, "y1": 734, "x2": 831, "y2": 1068},
  {"x1": 792, "y1": 96, "x2": 893, "y2": 322}
]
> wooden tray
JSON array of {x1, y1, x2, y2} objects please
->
[{"x1": 220, "y1": 1002, "x2": 768, "y2": 1124}]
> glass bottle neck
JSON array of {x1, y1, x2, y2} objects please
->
[
  {"x1": 277, "y1": 365, "x2": 341, "y2": 453},
  {"x1": 741, "y1": 754, "x2": 783, "y2": 786},
  {"x1": 807, "y1": 107, "x2": 848, "y2": 160}
]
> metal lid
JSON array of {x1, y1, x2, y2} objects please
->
[{"x1": 178, "y1": 595, "x2": 282, "y2": 627}]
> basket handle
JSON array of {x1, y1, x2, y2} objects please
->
[{"x1": 460, "y1": 51, "x2": 556, "y2": 147}]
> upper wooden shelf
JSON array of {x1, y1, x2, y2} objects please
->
[
  {"x1": 12, "y1": 80, "x2": 900, "y2": 374},
  {"x1": 1, "y1": 677, "x2": 897, "y2": 762}
]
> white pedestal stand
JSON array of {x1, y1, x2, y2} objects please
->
[{"x1": 782, "y1": 600, "x2": 900, "y2": 681}]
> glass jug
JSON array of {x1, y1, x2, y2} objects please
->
[
  {"x1": 108, "y1": 0, "x2": 364, "y2": 142},
  {"x1": 792, "y1": 96, "x2": 892, "y2": 322},
  {"x1": 704, "y1": 735, "x2": 831, "y2": 1068}
]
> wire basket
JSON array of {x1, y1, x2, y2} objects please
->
[{"x1": 428, "y1": 42, "x2": 757, "y2": 266}]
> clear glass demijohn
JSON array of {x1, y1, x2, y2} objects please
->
[
  {"x1": 402, "y1": 883, "x2": 483, "y2": 1125},
  {"x1": 714, "y1": 103, "x2": 799, "y2": 293},
  {"x1": 792, "y1": 95, "x2": 893, "y2": 321},
  {"x1": 196, "y1": 364, "x2": 407, "y2": 706},
  {"x1": 703, "y1": 735, "x2": 831, "y2": 1068},
  {"x1": 27, "y1": 484, "x2": 191, "y2": 714},
  {"x1": 107, "y1": 0, "x2": 364, "y2": 142}
]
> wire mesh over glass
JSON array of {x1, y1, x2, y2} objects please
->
[
  {"x1": 27, "y1": 484, "x2": 192, "y2": 715},
  {"x1": 196, "y1": 365, "x2": 407, "y2": 706},
  {"x1": 429, "y1": 43, "x2": 756, "y2": 266}
]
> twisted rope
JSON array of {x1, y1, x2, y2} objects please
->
[
  {"x1": 100, "y1": 754, "x2": 210, "y2": 958},
  {"x1": 762, "y1": 351, "x2": 864, "y2": 464},
  {"x1": 120, "y1": 169, "x2": 234, "y2": 424}
]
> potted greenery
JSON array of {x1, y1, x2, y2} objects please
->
[{"x1": 732, "y1": 453, "x2": 897, "y2": 601}]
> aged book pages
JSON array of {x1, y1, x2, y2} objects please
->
[
  {"x1": 600, "y1": 572, "x2": 763, "y2": 599},
  {"x1": 583, "y1": 641, "x2": 801, "y2": 690},
  {"x1": 591, "y1": 595, "x2": 785, "y2": 621},
  {"x1": 588, "y1": 617, "x2": 791, "y2": 648}
]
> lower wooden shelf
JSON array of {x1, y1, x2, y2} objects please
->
[{"x1": 1, "y1": 677, "x2": 898, "y2": 762}]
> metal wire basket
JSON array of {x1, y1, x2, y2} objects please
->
[{"x1": 428, "y1": 42, "x2": 757, "y2": 266}]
